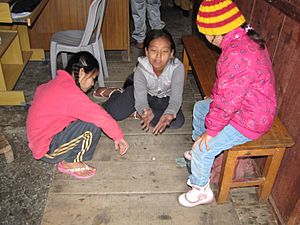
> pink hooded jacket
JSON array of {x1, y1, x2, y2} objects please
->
[
  {"x1": 205, "y1": 28, "x2": 277, "y2": 139},
  {"x1": 26, "y1": 70, "x2": 124, "y2": 159}
]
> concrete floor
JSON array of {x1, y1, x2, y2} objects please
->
[{"x1": 0, "y1": 3, "x2": 279, "y2": 225}]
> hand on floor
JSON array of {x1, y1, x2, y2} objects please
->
[
  {"x1": 114, "y1": 138, "x2": 129, "y2": 155},
  {"x1": 140, "y1": 109, "x2": 154, "y2": 132},
  {"x1": 153, "y1": 114, "x2": 175, "y2": 135}
]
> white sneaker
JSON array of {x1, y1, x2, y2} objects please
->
[
  {"x1": 178, "y1": 180, "x2": 214, "y2": 207},
  {"x1": 184, "y1": 150, "x2": 192, "y2": 160}
]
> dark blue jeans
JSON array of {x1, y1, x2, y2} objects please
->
[
  {"x1": 41, "y1": 120, "x2": 101, "y2": 163},
  {"x1": 102, "y1": 85, "x2": 185, "y2": 128}
]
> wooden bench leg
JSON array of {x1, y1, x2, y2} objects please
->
[
  {"x1": 258, "y1": 148, "x2": 285, "y2": 201},
  {"x1": 182, "y1": 48, "x2": 189, "y2": 83},
  {"x1": 217, "y1": 150, "x2": 238, "y2": 203}
]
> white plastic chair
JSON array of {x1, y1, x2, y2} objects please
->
[{"x1": 50, "y1": 0, "x2": 108, "y2": 87}]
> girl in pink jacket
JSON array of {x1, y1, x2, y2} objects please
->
[
  {"x1": 26, "y1": 52, "x2": 129, "y2": 179},
  {"x1": 179, "y1": 0, "x2": 276, "y2": 207}
]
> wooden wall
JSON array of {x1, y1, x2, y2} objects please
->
[
  {"x1": 28, "y1": 0, "x2": 129, "y2": 51},
  {"x1": 234, "y1": 0, "x2": 300, "y2": 224},
  {"x1": 192, "y1": 0, "x2": 300, "y2": 224}
]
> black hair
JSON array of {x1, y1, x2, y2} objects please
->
[
  {"x1": 241, "y1": 23, "x2": 266, "y2": 50},
  {"x1": 64, "y1": 51, "x2": 99, "y2": 87},
  {"x1": 143, "y1": 29, "x2": 176, "y2": 59},
  {"x1": 122, "y1": 29, "x2": 177, "y2": 89}
]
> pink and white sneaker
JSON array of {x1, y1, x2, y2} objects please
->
[
  {"x1": 184, "y1": 150, "x2": 192, "y2": 161},
  {"x1": 178, "y1": 179, "x2": 214, "y2": 207}
]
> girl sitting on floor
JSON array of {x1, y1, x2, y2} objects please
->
[
  {"x1": 93, "y1": 29, "x2": 185, "y2": 135},
  {"x1": 26, "y1": 51, "x2": 129, "y2": 179}
]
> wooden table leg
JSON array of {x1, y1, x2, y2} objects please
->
[{"x1": 15, "y1": 25, "x2": 45, "y2": 61}]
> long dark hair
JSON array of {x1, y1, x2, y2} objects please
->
[
  {"x1": 65, "y1": 52, "x2": 99, "y2": 87},
  {"x1": 143, "y1": 29, "x2": 176, "y2": 58},
  {"x1": 241, "y1": 23, "x2": 266, "y2": 50},
  {"x1": 123, "y1": 29, "x2": 177, "y2": 89}
]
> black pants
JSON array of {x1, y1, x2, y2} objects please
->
[
  {"x1": 102, "y1": 85, "x2": 185, "y2": 129},
  {"x1": 41, "y1": 120, "x2": 101, "y2": 163}
]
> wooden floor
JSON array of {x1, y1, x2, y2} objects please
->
[
  {"x1": 0, "y1": 4, "x2": 283, "y2": 224},
  {"x1": 41, "y1": 60, "x2": 279, "y2": 225}
]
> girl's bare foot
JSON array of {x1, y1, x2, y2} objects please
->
[
  {"x1": 60, "y1": 161, "x2": 96, "y2": 178},
  {"x1": 93, "y1": 87, "x2": 123, "y2": 99}
]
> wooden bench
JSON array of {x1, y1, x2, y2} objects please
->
[{"x1": 182, "y1": 35, "x2": 295, "y2": 203}]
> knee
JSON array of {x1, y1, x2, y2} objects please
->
[
  {"x1": 192, "y1": 145, "x2": 210, "y2": 160},
  {"x1": 85, "y1": 123, "x2": 101, "y2": 140},
  {"x1": 193, "y1": 101, "x2": 203, "y2": 118},
  {"x1": 193, "y1": 99, "x2": 211, "y2": 115},
  {"x1": 194, "y1": 99, "x2": 207, "y2": 109},
  {"x1": 170, "y1": 114, "x2": 185, "y2": 129}
]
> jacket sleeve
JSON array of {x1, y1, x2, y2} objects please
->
[
  {"x1": 66, "y1": 93, "x2": 124, "y2": 141},
  {"x1": 134, "y1": 68, "x2": 149, "y2": 115},
  {"x1": 164, "y1": 63, "x2": 184, "y2": 115},
  {"x1": 205, "y1": 55, "x2": 252, "y2": 137}
]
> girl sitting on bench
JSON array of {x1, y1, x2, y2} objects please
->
[{"x1": 178, "y1": 0, "x2": 277, "y2": 207}]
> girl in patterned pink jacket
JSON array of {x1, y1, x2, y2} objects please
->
[{"x1": 179, "y1": 0, "x2": 276, "y2": 207}]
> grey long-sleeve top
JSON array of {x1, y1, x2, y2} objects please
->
[{"x1": 133, "y1": 56, "x2": 185, "y2": 116}]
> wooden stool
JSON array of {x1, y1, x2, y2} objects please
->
[
  {"x1": 0, "y1": 132, "x2": 14, "y2": 163},
  {"x1": 216, "y1": 117, "x2": 294, "y2": 203}
]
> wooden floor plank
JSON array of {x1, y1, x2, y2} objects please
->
[
  {"x1": 97, "y1": 133, "x2": 193, "y2": 145},
  {"x1": 42, "y1": 194, "x2": 240, "y2": 225},
  {"x1": 50, "y1": 160, "x2": 190, "y2": 194},
  {"x1": 92, "y1": 135, "x2": 192, "y2": 162},
  {"x1": 118, "y1": 117, "x2": 192, "y2": 135}
]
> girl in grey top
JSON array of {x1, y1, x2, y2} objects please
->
[{"x1": 95, "y1": 29, "x2": 185, "y2": 135}]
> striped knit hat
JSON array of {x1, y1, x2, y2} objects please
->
[{"x1": 197, "y1": 0, "x2": 246, "y2": 35}]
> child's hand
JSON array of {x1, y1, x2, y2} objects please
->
[
  {"x1": 114, "y1": 139, "x2": 129, "y2": 155},
  {"x1": 192, "y1": 132, "x2": 213, "y2": 151},
  {"x1": 153, "y1": 114, "x2": 175, "y2": 135},
  {"x1": 140, "y1": 108, "x2": 154, "y2": 132}
]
